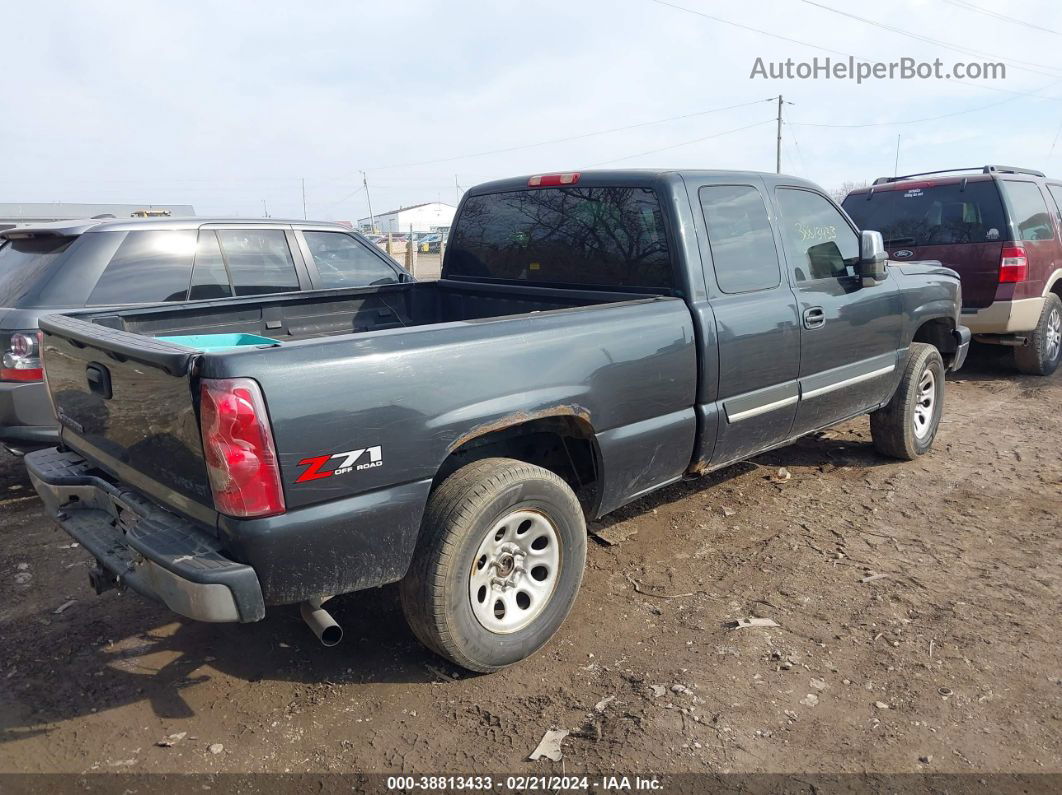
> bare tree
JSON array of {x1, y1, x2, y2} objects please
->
[{"x1": 829, "y1": 180, "x2": 869, "y2": 204}]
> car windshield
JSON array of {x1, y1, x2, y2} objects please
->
[
  {"x1": 0, "y1": 236, "x2": 76, "y2": 306},
  {"x1": 842, "y1": 180, "x2": 1006, "y2": 247}
]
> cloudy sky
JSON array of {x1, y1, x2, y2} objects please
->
[{"x1": 4, "y1": 0, "x2": 1061, "y2": 220}]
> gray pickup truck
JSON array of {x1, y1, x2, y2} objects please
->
[{"x1": 26, "y1": 170, "x2": 970, "y2": 672}]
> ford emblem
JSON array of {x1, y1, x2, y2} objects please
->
[{"x1": 892, "y1": 249, "x2": 914, "y2": 258}]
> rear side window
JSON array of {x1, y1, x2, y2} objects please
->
[
  {"x1": 87, "y1": 230, "x2": 196, "y2": 305},
  {"x1": 0, "y1": 236, "x2": 75, "y2": 306},
  {"x1": 1047, "y1": 185, "x2": 1062, "y2": 217},
  {"x1": 189, "y1": 230, "x2": 233, "y2": 300},
  {"x1": 303, "y1": 231, "x2": 398, "y2": 288},
  {"x1": 699, "y1": 185, "x2": 780, "y2": 293},
  {"x1": 447, "y1": 187, "x2": 673, "y2": 289},
  {"x1": 216, "y1": 229, "x2": 300, "y2": 296},
  {"x1": 1001, "y1": 181, "x2": 1055, "y2": 241},
  {"x1": 842, "y1": 181, "x2": 1006, "y2": 247},
  {"x1": 776, "y1": 189, "x2": 859, "y2": 281}
]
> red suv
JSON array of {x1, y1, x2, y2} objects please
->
[{"x1": 843, "y1": 166, "x2": 1062, "y2": 375}]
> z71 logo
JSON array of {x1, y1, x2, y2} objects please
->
[{"x1": 295, "y1": 446, "x2": 383, "y2": 483}]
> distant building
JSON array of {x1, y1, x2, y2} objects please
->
[
  {"x1": 356, "y1": 202, "x2": 455, "y2": 235},
  {"x1": 0, "y1": 202, "x2": 195, "y2": 230}
]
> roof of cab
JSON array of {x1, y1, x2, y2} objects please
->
[
  {"x1": 0, "y1": 217, "x2": 350, "y2": 240},
  {"x1": 466, "y1": 169, "x2": 822, "y2": 195}
]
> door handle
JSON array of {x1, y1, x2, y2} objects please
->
[{"x1": 803, "y1": 307, "x2": 826, "y2": 329}]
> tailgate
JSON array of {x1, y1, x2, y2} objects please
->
[
  {"x1": 898, "y1": 242, "x2": 1002, "y2": 309},
  {"x1": 39, "y1": 314, "x2": 214, "y2": 518}
]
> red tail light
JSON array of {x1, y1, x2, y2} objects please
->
[
  {"x1": 1, "y1": 331, "x2": 44, "y2": 382},
  {"x1": 200, "y1": 378, "x2": 285, "y2": 518},
  {"x1": 528, "y1": 172, "x2": 580, "y2": 187},
  {"x1": 999, "y1": 245, "x2": 1028, "y2": 283}
]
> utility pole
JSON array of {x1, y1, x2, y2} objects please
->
[
  {"x1": 261, "y1": 199, "x2": 269, "y2": 218},
  {"x1": 775, "y1": 95, "x2": 795, "y2": 174},
  {"x1": 776, "y1": 95, "x2": 783, "y2": 174},
  {"x1": 361, "y1": 170, "x2": 376, "y2": 232},
  {"x1": 894, "y1": 134, "x2": 901, "y2": 177},
  {"x1": 455, "y1": 174, "x2": 461, "y2": 206},
  {"x1": 301, "y1": 178, "x2": 307, "y2": 220}
]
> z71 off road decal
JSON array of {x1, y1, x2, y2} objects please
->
[{"x1": 295, "y1": 446, "x2": 383, "y2": 483}]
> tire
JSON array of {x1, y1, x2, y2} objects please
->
[
  {"x1": 1014, "y1": 294, "x2": 1062, "y2": 376},
  {"x1": 399, "y1": 457, "x2": 587, "y2": 673},
  {"x1": 870, "y1": 342, "x2": 945, "y2": 460}
]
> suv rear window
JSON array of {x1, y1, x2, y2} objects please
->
[
  {"x1": 0, "y1": 236, "x2": 75, "y2": 306},
  {"x1": 842, "y1": 180, "x2": 1006, "y2": 247},
  {"x1": 447, "y1": 187, "x2": 673, "y2": 289}
]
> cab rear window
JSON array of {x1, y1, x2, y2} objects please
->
[
  {"x1": 842, "y1": 181, "x2": 1006, "y2": 247},
  {"x1": 447, "y1": 187, "x2": 673, "y2": 289}
]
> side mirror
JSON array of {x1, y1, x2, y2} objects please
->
[{"x1": 858, "y1": 230, "x2": 888, "y2": 285}]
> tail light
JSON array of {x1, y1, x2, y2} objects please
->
[
  {"x1": 199, "y1": 378, "x2": 285, "y2": 518},
  {"x1": 528, "y1": 172, "x2": 580, "y2": 187},
  {"x1": 1, "y1": 331, "x2": 44, "y2": 382},
  {"x1": 999, "y1": 245, "x2": 1028, "y2": 283}
]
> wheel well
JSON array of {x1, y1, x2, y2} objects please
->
[
  {"x1": 1051, "y1": 279, "x2": 1062, "y2": 301},
  {"x1": 434, "y1": 417, "x2": 600, "y2": 518},
  {"x1": 913, "y1": 317, "x2": 957, "y2": 362}
]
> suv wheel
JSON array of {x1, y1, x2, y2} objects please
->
[
  {"x1": 400, "y1": 458, "x2": 586, "y2": 672},
  {"x1": 1014, "y1": 294, "x2": 1062, "y2": 376},
  {"x1": 870, "y1": 342, "x2": 945, "y2": 460}
]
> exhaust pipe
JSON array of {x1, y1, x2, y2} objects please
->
[{"x1": 300, "y1": 597, "x2": 343, "y2": 647}]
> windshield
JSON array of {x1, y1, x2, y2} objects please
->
[
  {"x1": 842, "y1": 180, "x2": 1006, "y2": 247},
  {"x1": 447, "y1": 186, "x2": 673, "y2": 289},
  {"x1": 0, "y1": 236, "x2": 76, "y2": 306}
]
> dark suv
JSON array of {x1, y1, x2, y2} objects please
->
[
  {"x1": 843, "y1": 166, "x2": 1062, "y2": 375},
  {"x1": 0, "y1": 217, "x2": 407, "y2": 454}
]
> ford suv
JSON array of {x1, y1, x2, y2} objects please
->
[{"x1": 843, "y1": 165, "x2": 1062, "y2": 375}]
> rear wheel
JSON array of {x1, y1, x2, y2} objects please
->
[
  {"x1": 400, "y1": 458, "x2": 586, "y2": 672},
  {"x1": 870, "y1": 343, "x2": 945, "y2": 460},
  {"x1": 1014, "y1": 294, "x2": 1062, "y2": 376}
]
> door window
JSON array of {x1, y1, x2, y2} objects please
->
[
  {"x1": 698, "y1": 185, "x2": 780, "y2": 293},
  {"x1": 776, "y1": 189, "x2": 859, "y2": 281},
  {"x1": 1002, "y1": 181, "x2": 1055, "y2": 241},
  {"x1": 189, "y1": 230, "x2": 233, "y2": 300},
  {"x1": 87, "y1": 230, "x2": 197, "y2": 305},
  {"x1": 303, "y1": 231, "x2": 399, "y2": 287},
  {"x1": 215, "y1": 229, "x2": 300, "y2": 296}
]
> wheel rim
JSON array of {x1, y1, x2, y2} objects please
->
[
  {"x1": 1046, "y1": 307, "x2": 1061, "y2": 363},
  {"x1": 913, "y1": 368, "x2": 936, "y2": 440},
  {"x1": 468, "y1": 509, "x2": 561, "y2": 634}
]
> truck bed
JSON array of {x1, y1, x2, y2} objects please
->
[{"x1": 73, "y1": 279, "x2": 653, "y2": 344}]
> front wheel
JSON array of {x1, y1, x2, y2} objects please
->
[
  {"x1": 1014, "y1": 294, "x2": 1062, "y2": 376},
  {"x1": 870, "y1": 342, "x2": 945, "y2": 460},
  {"x1": 399, "y1": 458, "x2": 586, "y2": 672}
]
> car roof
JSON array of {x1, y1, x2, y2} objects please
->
[
  {"x1": 0, "y1": 217, "x2": 351, "y2": 240},
  {"x1": 467, "y1": 168, "x2": 822, "y2": 195}
]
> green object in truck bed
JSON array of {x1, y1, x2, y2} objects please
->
[{"x1": 157, "y1": 333, "x2": 280, "y2": 351}]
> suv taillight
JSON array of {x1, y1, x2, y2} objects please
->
[
  {"x1": 999, "y1": 245, "x2": 1028, "y2": 283},
  {"x1": 1, "y1": 331, "x2": 44, "y2": 382},
  {"x1": 199, "y1": 378, "x2": 285, "y2": 518}
]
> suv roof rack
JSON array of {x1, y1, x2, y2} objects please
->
[{"x1": 872, "y1": 165, "x2": 1045, "y2": 185}]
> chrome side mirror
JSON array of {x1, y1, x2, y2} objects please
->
[{"x1": 858, "y1": 229, "x2": 888, "y2": 285}]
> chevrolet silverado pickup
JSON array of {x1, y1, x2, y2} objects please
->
[{"x1": 27, "y1": 170, "x2": 970, "y2": 672}]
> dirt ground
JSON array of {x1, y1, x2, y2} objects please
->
[{"x1": 0, "y1": 345, "x2": 1059, "y2": 778}]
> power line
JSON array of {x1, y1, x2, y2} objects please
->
[
  {"x1": 363, "y1": 98, "x2": 775, "y2": 171},
  {"x1": 797, "y1": 0, "x2": 1062, "y2": 77},
  {"x1": 940, "y1": 0, "x2": 1061, "y2": 36},
  {"x1": 586, "y1": 118, "x2": 776, "y2": 166},
  {"x1": 648, "y1": 0, "x2": 1062, "y2": 103}
]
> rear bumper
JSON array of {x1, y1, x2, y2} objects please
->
[
  {"x1": 961, "y1": 296, "x2": 1045, "y2": 335},
  {"x1": 25, "y1": 447, "x2": 265, "y2": 623},
  {"x1": 0, "y1": 380, "x2": 58, "y2": 452},
  {"x1": 950, "y1": 325, "x2": 971, "y2": 372}
]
